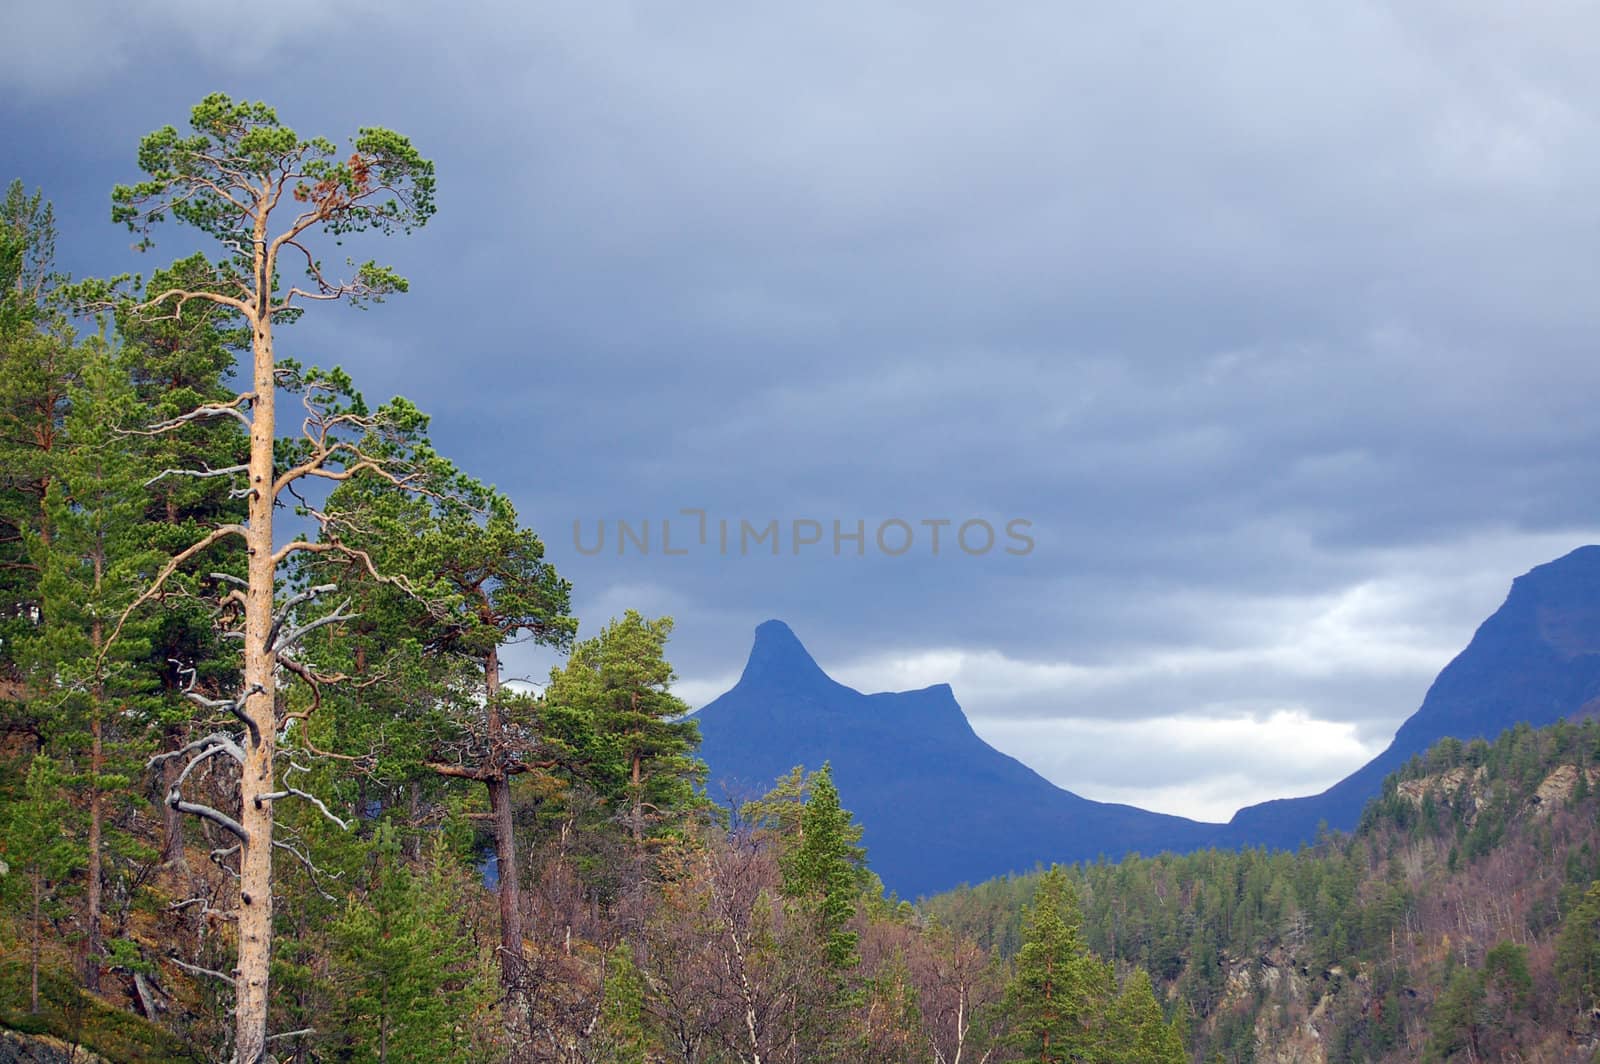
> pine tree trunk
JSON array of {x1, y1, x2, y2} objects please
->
[
  {"x1": 30, "y1": 869, "x2": 42, "y2": 1014},
  {"x1": 483, "y1": 644, "x2": 526, "y2": 1046},
  {"x1": 489, "y1": 775, "x2": 522, "y2": 972},
  {"x1": 85, "y1": 705, "x2": 103, "y2": 992},
  {"x1": 85, "y1": 605, "x2": 105, "y2": 992},
  {"x1": 233, "y1": 282, "x2": 278, "y2": 1064}
]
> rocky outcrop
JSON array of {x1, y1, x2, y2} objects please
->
[{"x1": 1531, "y1": 764, "x2": 1600, "y2": 814}]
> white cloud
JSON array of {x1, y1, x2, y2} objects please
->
[{"x1": 970, "y1": 711, "x2": 1385, "y2": 823}]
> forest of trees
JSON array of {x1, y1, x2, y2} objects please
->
[
  {"x1": 0, "y1": 96, "x2": 1187, "y2": 1063},
  {"x1": 927, "y1": 718, "x2": 1600, "y2": 1063}
]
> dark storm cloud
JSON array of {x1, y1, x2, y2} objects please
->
[{"x1": 7, "y1": 1, "x2": 1600, "y2": 818}]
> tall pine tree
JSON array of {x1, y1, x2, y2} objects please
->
[{"x1": 1002, "y1": 865, "x2": 1112, "y2": 1064}]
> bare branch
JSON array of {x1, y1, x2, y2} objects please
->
[
  {"x1": 149, "y1": 730, "x2": 245, "y2": 770},
  {"x1": 102, "y1": 525, "x2": 249, "y2": 656},
  {"x1": 171, "y1": 663, "x2": 263, "y2": 747},
  {"x1": 119, "y1": 394, "x2": 255, "y2": 436},
  {"x1": 136, "y1": 286, "x2": 251, "y2": 318},
  {"x1": 272, "y1": 583, "x2": 338, "y2": 628},
  {"x1": 257, "y1": 787, "x2": 352, "y2": 831},
  {"x1": 171, "y1": 797, "x2": 249, "y2": 844},
  {"x1": 271, "y1": 599, "x2": 356, "y2": 652},
  {"x1": 272, "y1": 839, "x2": 340, "y2": 901},
  {"x1": 267, "y1": 585, "x2": 343, "y2": 650},
  {"x1": 166, "y1": 956, "x2": 236, "y2": 987},
  {"x1": 426, "y1": 761, "x2": 491, "y2": 781},
  {"x1": 146, "y1": 463, "x2": 249, "y2": 488},
  {"x1": 171, "y1": 744, "x2": 245, "y2": 797}
]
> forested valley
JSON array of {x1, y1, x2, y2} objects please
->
[
  {"x1": 6, "y1": 95, "x2": 1600, "y2": 1064},
  {"x1": 928, "y1": 718, "x2": 1600, "y2": 1062}
]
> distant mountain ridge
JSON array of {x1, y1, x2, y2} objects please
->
[
  {"x1": 1222, "y1": 544, "x2": 1600, "y2": 848},
  {"x1": 690, "y1": 546, "x2": 1600, "y2": 895}
]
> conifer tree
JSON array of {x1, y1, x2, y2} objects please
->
[
  {"x1": 24, "y1": 338, "x2": 161, "y2": 990},
  {"x1": 356, "y1": 474, "x2": 574, "y2": 1002},
  {"x1": 1105, "y1": 968, "x2": 1184, "y2": 1064},
  {"x1": 545, "y1": 610, "x2": 704, "y2": 892},
  {"x1": 780, "y1": 764, "x2": 866, "y2": 974},
  {"x1": 115, "y1": 252, "x2": 247, "y2": 865},
  {"x1": 0, "y1": 181, "x2": 80, "y2": 702},
  {"x1": 330, "y1": 827, "x2": 489, "y2": 1063},
  {"x1": 1556, "y1": 880, "x2": 1600, "y2": 1012},
  {"x1": 593, "y1": 944, "x2": 652, "y2": 1064},
  {"x1": 0, "y1": 754, "x2": 81, "y2": 1014},
  {"x1": 106, "y1": 93, "x2": 437, "y2": 1062},
  {"x1": 1002, "y1": 865, "x2": 1111, "y2": 1064}
]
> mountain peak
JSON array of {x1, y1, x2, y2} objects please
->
[{"x1": 737, "y1": 619, "x2": 837, "y2": 691}]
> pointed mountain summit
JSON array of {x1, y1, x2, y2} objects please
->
[
  {"x1": 693, "y1": 549, "x2": 1600, "y2": 894},
  {"x1": 692, "y1": 620, "x2": 1218, "y2": 897},
  {"x1": 737, "y1": 619, "x2": 841, "y2": 692}
]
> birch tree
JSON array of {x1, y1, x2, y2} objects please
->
[{"x1": 105, "y1": 94, "x2": 435, "y2": 1064}]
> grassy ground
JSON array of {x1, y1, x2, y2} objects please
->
[{"x1": 0, "y1": 961, "x2": 196, "y2": 1063}]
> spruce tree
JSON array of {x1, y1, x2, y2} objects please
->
[
  {"x1": 1002, "y1": 865, "x2": 1111, "y2": 1064},
  {"x1": 0, "y1": 181, "x2": 80, "y2": 702},
  {"x1": 0, "y1": 755, "x2": 81, "y2": 1014},
  {"x1": 1556, "y1": 880, "x2": 1600, "y2": 1011},
  {"x1": 24, "y1": 338, "x2": 161, "y2": 991},
  {"x1": 1105, "y1": 968, "x2": 1184, "y2": 1064},
  {"x1": 779, "y1": 764, "x2": 866, "y2": 973},
  {"x1": 331, "y1": 826, "x2": 489, "y2": 1063}
]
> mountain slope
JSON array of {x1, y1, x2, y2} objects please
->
[
  {"x1": 691, "y1": 620, "x2": 1219, "y2": 898},
  {"x1": 1225, "y1": 544, "x2": 1600, "y2": 848},
  {"x1": 693, "y1": 547, "x2": 1600, "y2": 894},
  {"x1": 923, "y1": 717, "x2": 1600, "y2": 1063}
]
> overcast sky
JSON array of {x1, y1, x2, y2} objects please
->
[{"x1": 6, "y1": 2, "x2": 1600, "y2": 821}]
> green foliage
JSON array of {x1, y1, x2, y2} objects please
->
[
  {"x1": 0, "y1": 180, "x2": 58, "y2": 334},
  {"x1": 0, "y1": 756, "x2": 84, "y2": 1009},
  {"x1": 780, "y1": 764, "x2": 867, "y2": 974},
  {"x1": 546, "y1": 611, "x2": 705, "y2": 842},
  {"x1": 111, "y1": 93, "x2": 435, "y2": 307},
  {"x1": 1002, "y1": 865, "x2": 1114, "y2": 1063},
  {"x1": 1558, "y1": 881, "x2": 1600, "y2": 1011},
  {"x1": 927, "y1": 719, "x2": 1600, "y2": 1062},
  {"x1": 593, "y1": 945, "x2": 651, "y2": 1063},
  {"x1": 329, "y1": 827, "x2": 491, "y2": 1063},
  {"x1": 0, "y1": 186, "x2": 81, "y2": 684},
  {"x1": 1106, "y1": 968, "x2": 1185, "y2": 1064}
]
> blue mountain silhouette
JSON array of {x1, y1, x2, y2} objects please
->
[
  {"x1": 692, "y1": 620, "x2": 1217, "y2": 897},
  {"x1": 691, "y1": 547, "x2": 1600, "y2": 896}
]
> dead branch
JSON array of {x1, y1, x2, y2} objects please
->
[
  {"x1": 135, "y1": 286, "x2": 250, "y2": 318},
  {"x1": 256, "y1": 786, "x2": 351, "y2": 831},
  {"x1": 118, "y1": 393, "x2": 254, "y2": 436},
  {"x1": 145, "y1": 462, "x2": 249, "y2": 488},
  {"x1": 166, "y1": 955, "x2": 236, "y2": 987},
  {"x1": 171, "y1": 796, "x2": 249, "y2": 844},
  {"x1": 271, "y1": 838, "x2": 339, "y2": 901},
  {"x1": 266, "y1": 1029, "x2": 316, "y2": 1044},
  {"x1": 270, "y1": 598, "x2": 356, "y2": 652},
  {"x1": 102, "y1": 524, "x2": 249, "y2": 656}
]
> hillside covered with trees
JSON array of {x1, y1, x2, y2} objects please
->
[
  {"x1": 927, "y1": 717, "x2": 1600, "y2": 1062},
  {"x1": 0, "y1": 97, "x2": 1187, "y2": 1064}
]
